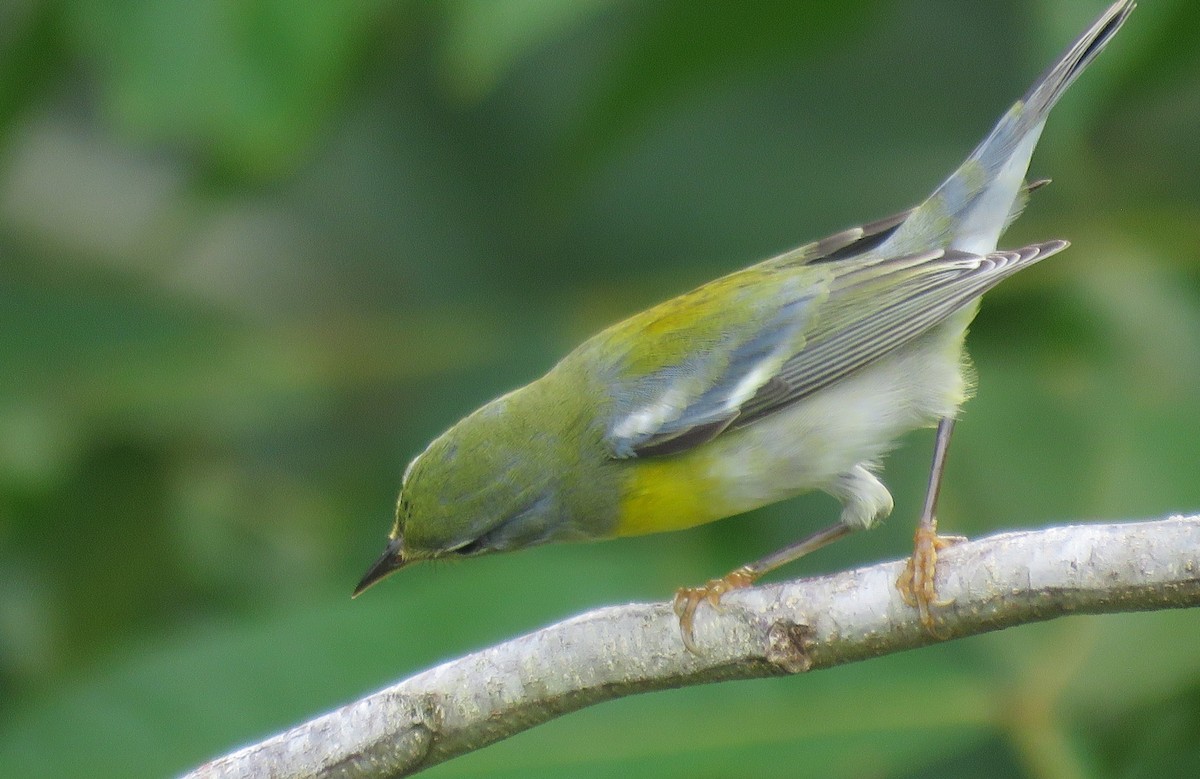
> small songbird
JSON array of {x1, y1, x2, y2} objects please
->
[{"x1": 355, "y1": 1, "x2": 1134, "y2": 651}]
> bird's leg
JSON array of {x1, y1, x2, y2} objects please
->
[
  {"x1": 897, "y1": 416, "x2": 967, "y2": 632},
  {"x1": 673, "y1": 522, "x2": 852, "y2": 654}
]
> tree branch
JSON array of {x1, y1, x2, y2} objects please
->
[{"x1": 184, "y1": 515, "x2": 1200, "y2": 779}]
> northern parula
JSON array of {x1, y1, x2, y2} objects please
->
[{"x1": 356, "y1": 1, "x2": 1134, "y2": 650}]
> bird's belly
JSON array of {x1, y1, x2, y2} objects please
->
[{"x1": 613, "y1": 314, "x2": 974, "y2": 537}]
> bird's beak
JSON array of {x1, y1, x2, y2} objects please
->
[{"x1": 352, "y1": 536, "x2": 407, "y2": 597}]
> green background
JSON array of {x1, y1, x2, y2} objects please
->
[{"x1": 2, "y1": 1, "x2": 1198, "y2": 776}]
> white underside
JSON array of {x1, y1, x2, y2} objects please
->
[{"x1": 701, "y1": 307, "x2": 975, "y2": 529}]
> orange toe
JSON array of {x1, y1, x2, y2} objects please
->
[
  {"x1": 673, "y1": 566, "x2": 757, "y2": 654},
  {"x1": 896, "y1": 520, "x2": 962, "y2": 633}
]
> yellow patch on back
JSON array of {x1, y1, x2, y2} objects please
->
[{"x1": 597, "y1": 265, "x2": 792, "y2": 377}]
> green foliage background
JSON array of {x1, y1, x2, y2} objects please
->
[{"x1": 2, "y1": 1, "x2": 1199, "y2": 776}]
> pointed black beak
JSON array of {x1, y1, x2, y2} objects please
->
[{"x1": 353, "y1": 537, "x2": 406, "y2": 597}]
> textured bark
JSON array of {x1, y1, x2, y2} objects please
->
[{"x1": 184, "y1": 515, "x2": 1200, "y2": 779}]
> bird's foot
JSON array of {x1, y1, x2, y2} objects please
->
[
  {"x1": 673, "y1": 566, "x2": 757, "y2": 654},
  {"x1": 896, "y1": 520, "x2": 965, "y2": 634}
]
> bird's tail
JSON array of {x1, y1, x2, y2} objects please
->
[{"x1": 878, "y1": 0, "x2": 1134, "y2": 257}]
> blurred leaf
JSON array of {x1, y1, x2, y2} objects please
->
[
  {"x1": 0, "y1": 263, "x2": 499, "y2": 438},
  {"x1": 1082, "y1": 0, "x2": 1200, "y2": 204},
  {"x1": 0, "y1": 0, "x2": 63, "y2": 145},
  {"x1": 437, "y1": 0, "x2": 616, "y2": 104},
  {"x1": 69, "y1": 0, "x2": 392, "y2": 179},
  {"x1": 1095, "y1": 681, "x2": 1200, "y2": 779},
  {"x1": 555, "y1": 0, "x2": 876, "y2": 180}
]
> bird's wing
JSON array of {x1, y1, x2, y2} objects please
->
[
  {"x1": 597, "y1": 203, "x2": 930, "y2": 459},
  {"x1": 603, "y1": 240, "x2": 1067, "y2": 459},
  {"x1": 735, "y1": 241, "x2": 1067, "y2": 428},
  {"x1": 598, "y1": 263, "x2": 828, "y2": 459}
]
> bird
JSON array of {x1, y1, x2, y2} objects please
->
[{"x1": 354, "y1": 0, "x2": 1134, "y2": 652}]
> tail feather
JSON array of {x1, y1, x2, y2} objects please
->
[{"x1": 878, "y1": 1, "x2": 1134, "y2": 257}]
